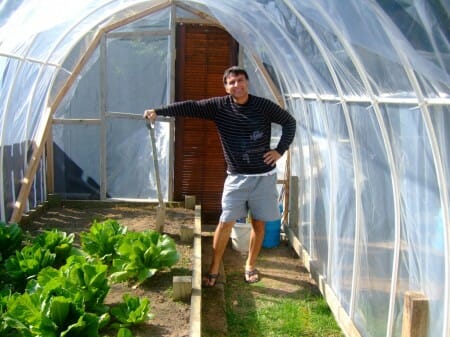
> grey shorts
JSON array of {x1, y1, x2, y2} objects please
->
[{"x1": 219, "y1": 173, "x2": 280, "y2": 223}]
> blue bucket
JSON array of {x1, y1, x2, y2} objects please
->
[{"x1": 263, "y1": 218, "x2": 281, "y2": 248}]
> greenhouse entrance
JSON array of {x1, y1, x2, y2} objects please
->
[{"x1": 173, "y1": 23, "x2": 237, "y2": 224}]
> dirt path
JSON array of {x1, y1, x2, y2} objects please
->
[{"x1": 201, "y1": 232, "x2": 321, "y2": 336}]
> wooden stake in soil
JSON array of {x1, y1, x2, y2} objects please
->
[
  {"x1": 180, "y1": 225, "x2": 194, "y2": 242},
  {"x1": 147, "y1": 120, "x2": 165, "y2": 232},
  {"x1": 173, "y1": 275, "x2": 192, "y2": 301},
  {"x1": 185, "y1": 195, "x2": 196, "y2": 210}
]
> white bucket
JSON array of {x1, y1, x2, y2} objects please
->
[{"x1": 230, "y1": 222, "x2": 252, "y2": 252}]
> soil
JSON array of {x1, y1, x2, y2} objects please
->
[{"x1": 24, "y1": 203, "x2": 194, "y2": 337}]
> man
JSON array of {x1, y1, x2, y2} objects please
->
[{"x1": 144, "y1": 66, "x2": 296, "y2": 286}]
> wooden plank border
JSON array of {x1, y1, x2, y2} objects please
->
[{"x1": 190, "y1": 204, "x2": 202, "y2": 337}]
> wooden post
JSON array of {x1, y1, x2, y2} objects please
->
[
  {"x1": 173, "y1": 275, "x2": 192, "y2": 301},
  {"x1": 288, "y1": 176, "x2": 298, "y2": 226},
  {"x1": 180, "y1": 225, "x2": 194, "y2": 242},
  {"x1": 282, "y1": 150, "x2": 291, "y2": 225},
  {"x1": 401, "y1": 291, "x2": 429, "y2": 337},
  {"x1": 185, "y1": 195, "x2": 196, "y2": 210},
  {"x1": 190, "y1": 204, "x2": 202, "y2": 336}
]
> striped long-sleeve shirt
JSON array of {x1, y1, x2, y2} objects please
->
[{"x1": 155, "y1": 94, "x2": 296, "y2": 175}]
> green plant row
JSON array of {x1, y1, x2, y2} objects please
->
[{"x1": 0, "y1": 220, "x2": 180, "y2": 337}]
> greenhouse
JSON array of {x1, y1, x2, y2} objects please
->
[{"x1": 1, "y1": 0, "x2": 449, "y2": 336}]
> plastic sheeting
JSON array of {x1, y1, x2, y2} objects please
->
[{"x1": 1, "y1": 1, "x2": 449, "y2": 337}]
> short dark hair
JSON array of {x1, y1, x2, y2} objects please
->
[{"x1": 223, "y1": 66, "x2": 249, "y2": 84}]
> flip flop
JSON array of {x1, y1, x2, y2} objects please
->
[
  {"x1": 202, "y1": 273, "x2": 220, "y2": 288},
  {"x1": 244, "y1": 269, "x2": 260, "y2": 284}
]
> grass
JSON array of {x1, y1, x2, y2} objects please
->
[{"x1": 225, "y1": 272, "x2": 344, "y2": 337}]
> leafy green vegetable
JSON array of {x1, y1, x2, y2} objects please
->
[
  {"x1": 61, "y1": 256, "x2": 110, "y2": 314},
  {"x1": 0, "y1": 292, "x2": 8, "y2": 314},
  {"x1": 33, "y1": 229, "x2": 77, "y2": 267},
  {"x1": 3, "y1": 291, "x2": 101, "y2": 337},
  {"x1": 2, "y1": 292, "x2": 44, "y2": 336},
  {"x1": 5, "y1": 245, "x2": 55, "y2": 292},
  {"x1": 1, "y1": 254, "x2": 111, "y2": 336},
  {"x1": 0, "y1": 218, "x2": 175, "y2": 337},
  {"x1": 80, "y1": 220, "x2": 127, "y2": 264},
  {"x1": 109, "y1": 230, "x2": 179, "y2": 284},
  {"x1": 20, "y1": 256, "x2": 109, "y2": 317},
  {"x1": 117, "y1": 327, "x2": 134, "y2": 337},
  {"x1": 110, "y1": 294, "x2": 153, "y2": 328},
  {"x1": 0, "y1": 222, "x2": 23, "y2": 263}
]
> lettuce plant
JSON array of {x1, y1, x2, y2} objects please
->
[
  {"x1": 1, "y1": 255, "x2": 111, "y2": 336},
  {"x1": 117, "y1": 327, "x2": 134, "y2": 337},
  {"x1": 5, "y1": 245, "x2": 55, "y2": 292},
  {"x1": 110, "y1": 294, "x2": 153, "y2": 328},
  {"x1": 0, "y1": 222, "x2": 23, "y2": 263},
  {"x1": 33, "y1": 229, "x2": 78, "y2": 267},
  {"x1": 2, "y1": 291, "x2": 101, "y2": 337},
  {"x1": 110, "y1": 230, "x2": 179, "y2": 284},
  {"x1": 80, "y1": 220, "x2": 127, "y2": 264},
  {"x1": 35, "y1": 255, "x2": 111, "y2": 315}
]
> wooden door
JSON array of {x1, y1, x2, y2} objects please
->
[{"x1": 175, "y1": 24, "x2": 238, "y2": 224}]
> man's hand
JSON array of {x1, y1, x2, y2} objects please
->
[
  {"x1": 263, "y1": 150, "x2": 281, "y2": 166},
  {"x1": 143, "y1": 109, "x2": 157, "y2": 122}
]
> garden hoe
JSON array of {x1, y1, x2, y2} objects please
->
[{"x1": 146, "y1": 120, "x2": 165, "y2": 233}]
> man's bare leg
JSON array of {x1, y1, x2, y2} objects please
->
[
  {"x1": 245, "y1": 219, "x2": 265, "y2": 283},
  {"x1": 203, "y1": 220, "x2": 234, "y2": 286}
]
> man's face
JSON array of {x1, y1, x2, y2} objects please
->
[{"x1": 224, "y1": 73, "x2": 249, "y2": 103}]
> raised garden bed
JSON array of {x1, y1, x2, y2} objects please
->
[{"x1": 6, "y1": 200, "x2": 195, "y2": 337}]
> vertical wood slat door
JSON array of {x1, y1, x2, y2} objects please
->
[{"x1": 175, "y1": 24, "x2": 237, "y2": 225}]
